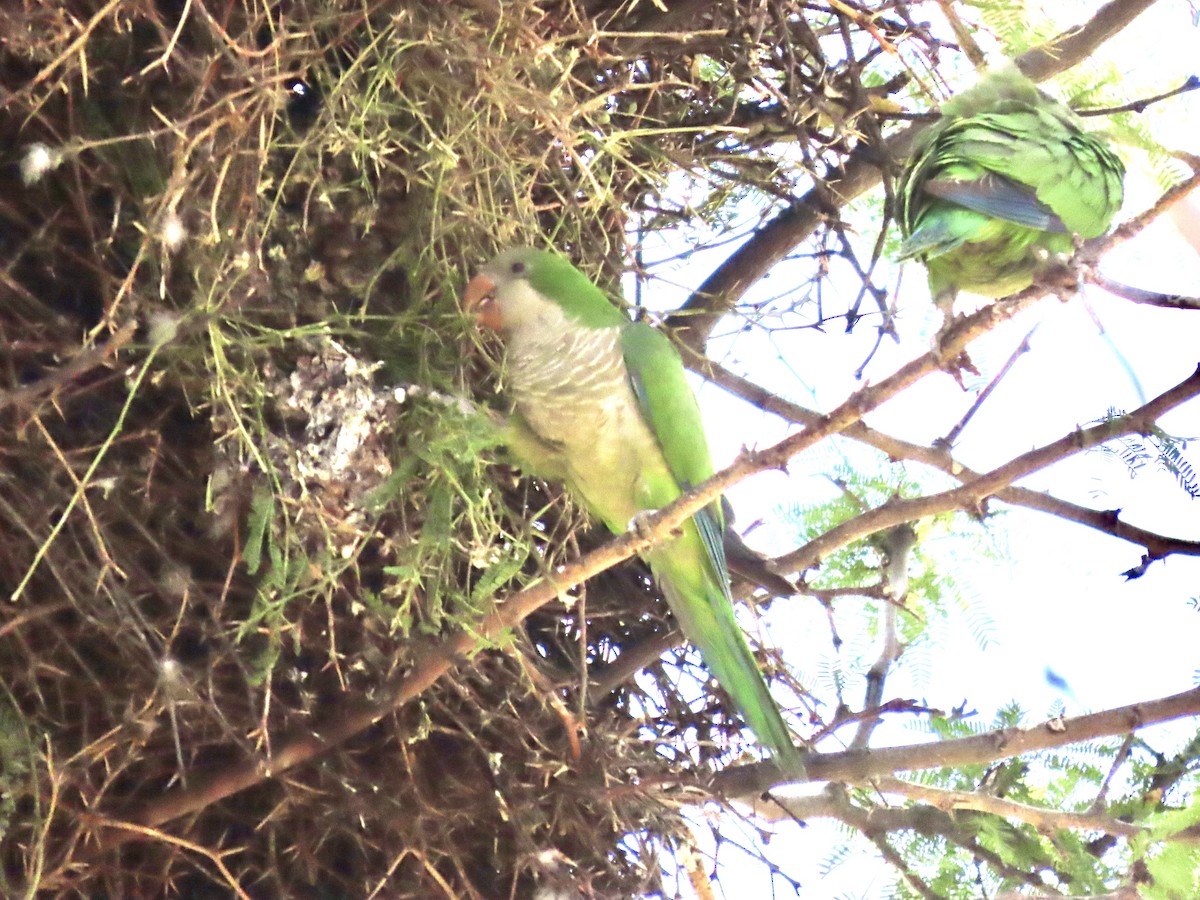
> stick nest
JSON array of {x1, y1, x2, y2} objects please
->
[{"x1": 0, "y1": 0, "x2": 868, "y2": 894}]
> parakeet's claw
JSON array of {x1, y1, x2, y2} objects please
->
[
  {"x1": 628, "y1": 509, "x2": 686, "y2": 543},
  {"x1": 931, "y1": 317, "x2": 979, "y2": 387},
  {"x1": 628, "y1": 509, "x2": 659, "y2": 541},
  {"x1": 628, "y1": 511, "x2": 657, "y2": 540},
  {"x1": 1067, "y1": 241, "x2": 1094, "y2": 295},
  {"x1": 1031, "y1": 246, "x2": 1084, "y2": 298}
]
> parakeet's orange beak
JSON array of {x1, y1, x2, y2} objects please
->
[{"x1": 462, "y1": 274, "x2": 502, "y2": 331}]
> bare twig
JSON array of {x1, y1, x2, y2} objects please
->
[
  {"x1": 1090, "y1": 275, "x2": 1200, "y2": 310},
  {"x1": 1080, "y1": 74, "x2": 1200, "y2": 117},
  {"x1": 938, "y1": 324, "x2": 1038, "y2": 450},
  {"x1": 0, "y1": 318, "x2": 138, "y2": 414}
]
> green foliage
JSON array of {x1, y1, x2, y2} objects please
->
[
  {"x1": 379, "y1": 400, "x2": 521, "y2": 638},
  {"x1": 242, "y1": 487, "x2": 275, "y2": 575},
  {"x1": 880, "y1": 718, "x2": 1200, "y2": 897},
  {"x1": 779, "y1": 461, "x2": 997, "y2": 679},
  {"x1": 1093, "y1": 412, "x2": 1200, "y2": 499},
  {"x1": 1144, "y1": 844, "x2": 1200, "y2": 899}
]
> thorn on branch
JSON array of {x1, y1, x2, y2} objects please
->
[{"x1": 1120, "y1": 554, "x2": 1157, "y2": 581}]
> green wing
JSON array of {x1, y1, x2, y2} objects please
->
[
  {"x1": 620, "y1": 321, "x2": 726, "y2": 570},
  {"x1": 917, "y1": 109, "x2": 1123, "y2": 239},
  {"x1": 620, "y1": 321, "x2": 803, "y2": 771}
]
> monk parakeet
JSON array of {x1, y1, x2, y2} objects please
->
[
  {"x1": 463, "y1": 248, "x2": 802, "y2": 771},
  {"x1": 898, "y1": 67, "x2": 1124, "y2": 310}
]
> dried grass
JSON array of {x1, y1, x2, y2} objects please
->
[{"x1": 0, "y1": 0, "x2": 901, "y2": 894}]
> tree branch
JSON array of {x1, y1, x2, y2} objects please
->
[
  {"x1": 717, "y1": 684, "x2": 1200, "y2": 795},
  {"x1": 692, "y1": 357, "x2": 1200, "y2": 564},
  {"x1": 1090, "y1": 275, "x2": 1200, "y2": 310},
  {"x1": 772, "y1": 364, "x2": 1200, "y2": 575},
  {"x1": 867, "y1": 775, "x2": 1150, "y2": 840},
  {"x1": 782, "y1": 783, "x2": 1073, "y2": 893}
]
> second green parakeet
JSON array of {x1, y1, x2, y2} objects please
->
[{"x1": 897, "y1": 67, "x2": 1125, "y2": 311}]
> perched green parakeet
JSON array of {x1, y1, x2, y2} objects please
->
[
  {"x1": 463, "y1": 248, "x2": 802, "y2": 771},
  {"x1": 897, "y1": 67, "x2": 1125, "y2": 310}
]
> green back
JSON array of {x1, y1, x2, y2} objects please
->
[{"x1": 900, "y1": 68, "x2": 1124, "y2": 250}]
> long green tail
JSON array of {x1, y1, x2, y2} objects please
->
[{"x1": 648, "y1": 523, "x2": 805, "y2": 776}]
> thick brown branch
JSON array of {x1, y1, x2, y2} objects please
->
[
  {"x1": 717, "y1": 684, "x2": 1200, "y2": 794},
  {"x1": 1015, "y1": 0, "x2": 1160, "y2": 83},
  {"x1": 997, "y1": 486, "x2": 1200, "y2": 562}
]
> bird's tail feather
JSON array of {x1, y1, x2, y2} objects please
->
[{"x1": 650, "y1": 535, "x2": 805, "y2": 777}]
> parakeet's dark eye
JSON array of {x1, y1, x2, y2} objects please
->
[{"x1": 510, "y1": 261, "x2": 526, "y2": 275}]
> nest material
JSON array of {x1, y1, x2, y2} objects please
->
[{"x1": 0, "y1": 0, "x2": 869, "y2": 895}]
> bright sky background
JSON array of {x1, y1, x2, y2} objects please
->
[{"x1": 630, "y1": 2, "x2": 1200, "y2": 895}]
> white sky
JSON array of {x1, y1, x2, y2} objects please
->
[{"x1": 633, "y1": 2, "x2": 1200, "y2": 895}]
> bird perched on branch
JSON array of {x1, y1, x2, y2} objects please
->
[
  {"x1": 897, "y1": 67, "x2": 1125, "y2": 314},
  {"x1": 462, "y1": 247, "x2": 803, "y2": 772}
]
